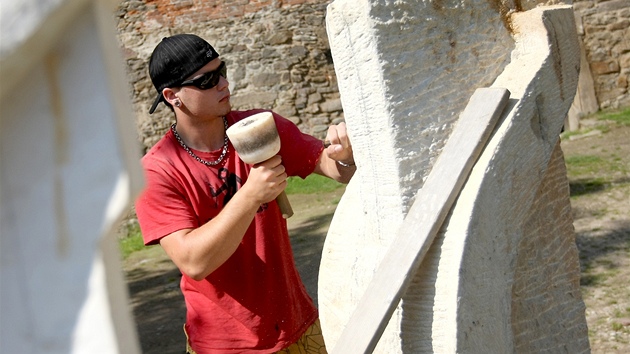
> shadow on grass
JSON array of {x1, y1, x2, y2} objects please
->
[
  {"x1": 569, "y1": 177, "x2": 630, "y2": 197},
  {"x1": 575, "y1": 220, "x2": 630, "y2": 288},
  {"x1": 289, "y1": 211, "x2": 336, "y2": 307},
  {"x1": 126, "y1": 256, "x2": 186, "y2": 354}
]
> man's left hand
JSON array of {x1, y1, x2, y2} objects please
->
[{"x1": 324, "y1": 122, "x2": 354, "y2": 166}]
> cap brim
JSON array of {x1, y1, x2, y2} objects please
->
[{"x1": 149, "y1": 93, "x2": 163, "y2": 114}]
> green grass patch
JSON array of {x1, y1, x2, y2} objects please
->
[
  {"x1": 612, "y1": 322, "x2": 624, "y2": 331},
  {"x1": 559, "y1": 130, "x2": 582, "y2": 140},
  {"x1": 596, "y1": 107, "x2": 630, "y2": 126},
  {"x1": 565, "y1": 154, "x2": 610, "y2": 195},
  {"x1": 561, "y1": 107, "x2": 630, "y2": 140},
  {"x1": 118, "y1": 223, "x2": 145, "y2": 259},
  {"x1": 565, "y1": 155, "x2": 603, "y2": 168},
  {"x1": 285, "y1": 174, "x2": 344, "y2": 194},
  {"x1": 564, "y1": 151, "x2": 629, "y2": 197},
  {"x1": 565, "y1": 153, "x2": 627, "y2": 181}
]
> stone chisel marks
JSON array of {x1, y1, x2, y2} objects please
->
[{"x1": 331, "y1": 87, "x2": 510, "y2": 354}]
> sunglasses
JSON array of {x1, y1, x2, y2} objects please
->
[{"x1": 179, "y1": 62, "x2": 227, "y2": 90}]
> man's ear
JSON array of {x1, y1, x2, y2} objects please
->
[{"x1": 162, "y1": 87, "x2": 179, "y2": 106}]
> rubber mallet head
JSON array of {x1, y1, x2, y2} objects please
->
[
  {"x1": 226, "y1": 112, "x2": 293, "y2": 218},
  {"x1": 226, "y1": 112, "x2": 281, "y2": 163}
]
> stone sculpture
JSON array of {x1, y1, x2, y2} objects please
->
[{"x1": 320, "y1": 0, "x2": 590, "y2": 352}]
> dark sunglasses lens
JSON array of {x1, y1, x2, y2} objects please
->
[
  {"x1": 181, "y1": 62, "x2": 227, "y2": 90},
  {"x1": 198, "y1": 63, "x2": 226, "y2": 89},
  {"x1": 198, "y1": 73, "x2": 220, "y2": 89}
]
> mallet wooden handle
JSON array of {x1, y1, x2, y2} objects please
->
[{"x1": 276, "y1": 190, "x2": 294, "y2": 219}]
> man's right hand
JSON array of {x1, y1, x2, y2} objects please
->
[{"x1": 241, "y1": 155, "x2": 287, "y2": 205}]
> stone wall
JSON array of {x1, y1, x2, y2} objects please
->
[
  {"x1": 574, "y1": 0, "x2": 630, "y2": 110},
  {"x1": 115, "y1": 0, "x2": 341, "y2": 151},
  {"x1": 115, "y1": 0, "x2": 628, "y2": 150}
]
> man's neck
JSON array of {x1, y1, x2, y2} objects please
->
[{"x1": 174, "y1": 115, "x2": 226, "y2": 152}]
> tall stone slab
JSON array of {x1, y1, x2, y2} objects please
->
[
  {"x1": 320, "y1": 1, "x2": 589, "y2": 352},
  {"x1": 0, "y1": 0, "x2": 143, "y2": 352}
]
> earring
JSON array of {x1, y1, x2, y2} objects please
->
[{"x1": 174, "y1": 100, "x2": 181, "y2": 107}]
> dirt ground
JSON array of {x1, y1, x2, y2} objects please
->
[
  {"x1": 122, "y1": 122, "x2": 629, "y2": 353},
  {"x1": 560, "y1": 120, "x2": 630, "y2": 353}
]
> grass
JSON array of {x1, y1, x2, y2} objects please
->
[
  {"x1": 597, "y1": 107, "x2": 630, "y2": 126},
  {"x1": 118, "y1": 222, "x2": 145, "y2": 259},
  {"x1": 565, "y1": 155, "x2": 605, "y2": 175},
  {"x1": 563, "y1": 108, "x2": 630, "y2": 199},
  {"x1": 561, "y1": 107, "x2": 630, "y2": 140},
  {"x1": 565, "y1": 154, "x2": 627, "y2": 178},
  {"x1": 569, "y1": 179, "x2": 608, "y2": 197},
  {"x1": 565, "y1": 109, "x2": 630, "y2": 351},
  {"x1": 581, "y1": 273, "x2": 606, "y2": 286},
  {"x1": 565, "y1": 153, "x2": 618, "y2": 197},
  {"x1": 285, "y1": 173, "x2": 344, "y2": 195}
]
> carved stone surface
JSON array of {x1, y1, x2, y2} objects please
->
[
  {"x1": 511, "y1": 143, "x2": 589, "y2": 353},
  {"x1": 320, "y1": 1, "x2": 589, "y2": 352}
]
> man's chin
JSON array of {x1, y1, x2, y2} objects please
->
[{"x1": 213, "y1": 98, "x2": 230, "y2": 114}]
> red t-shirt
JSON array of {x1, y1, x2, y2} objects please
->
[{"x1": 135, "y1": 110, "x2": 324, "y2": 353}]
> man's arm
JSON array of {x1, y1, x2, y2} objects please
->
[
  {"x1": 314, "y1": 122, "x2": 356, "y2": 183},
  {"x1": 159, "y1": 155, "x2": 287, "y2": 280}
]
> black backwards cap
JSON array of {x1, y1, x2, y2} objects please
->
[{"x1": 148, "y1": 34, "x2": 220, "y2": 114}]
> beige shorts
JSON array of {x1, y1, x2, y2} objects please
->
[{"x1": 185, "y1": 319, "x2": 327, "y2": 354}]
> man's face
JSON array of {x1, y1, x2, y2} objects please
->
[{"x1": 175, "y1": 58, "x2": 231, "y2": 119}]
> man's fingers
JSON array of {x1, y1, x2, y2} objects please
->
[{"x1": 327, "y1": 123, "x2": 351, "y2": 148}]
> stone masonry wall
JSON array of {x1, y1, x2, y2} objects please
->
[
  {"x1": 574, "y1": 0, "x2": 630, "y2": 110},
  {"x1": 116, "y1": 0, "x2": 628, "y2": 151},
  {"x1": 115, "y1": 0, "x2": 340, "y2": 151}
]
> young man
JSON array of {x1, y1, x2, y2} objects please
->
[{"x1": 135, "y1": 34, "x2": 355, "y2": 353}]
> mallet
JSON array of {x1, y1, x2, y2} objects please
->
[{"x1": 226, "y1": 111, "x2": 294, "y2": 218}]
